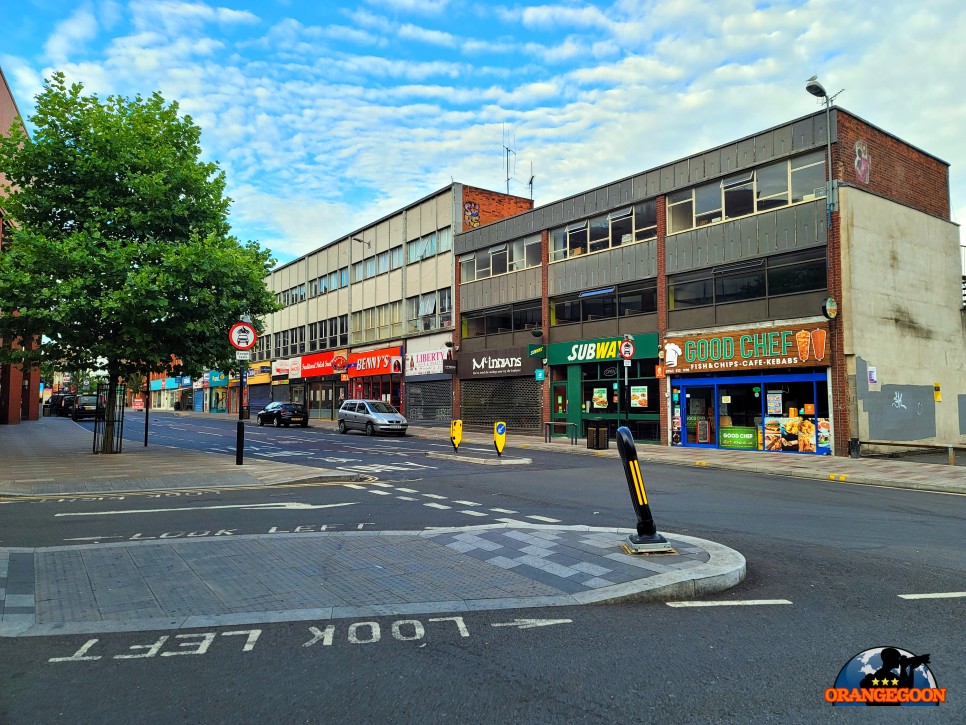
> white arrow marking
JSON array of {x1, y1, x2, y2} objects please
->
[
  {"x1": 491, "y1": 619, "x2": 573, "y2": 630},
  {"x1": 55, "y1": 502, "x2": 357, "y2": 517}
]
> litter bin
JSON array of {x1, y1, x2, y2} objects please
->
[
  {"x1": 42, "y1": 404, "x2": 51, "y2": 417},
  {"x1": 586, "y1": 418, "x2": 610, "y2": 450}
]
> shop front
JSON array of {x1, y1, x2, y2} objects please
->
[
  {"x1": 348, "y1": 346, "x2": 403, "y2": 409},
  {"x1": 271, "y1": 360, "x2": 291, "y2": 403},
  {"x1": 193, "y1": 379, "x2": 205, "y2": 411},
  {"x1": 547, "y1": 334, "x2": 661, "y2": 442},
  {"x1": 459, "y1": 347, "x2": 541, "y2": 432},
  {"x1": 228, "y1": 364, "x2": 271, "y2": 414},
  {"x1": 665, "y1": 322, "x2": 832, "y2": 454},
  {"x1": 207, "y1": 371, "x2": 227, "y2": 413},
  {"x1": 149, "y1": 377, "x2": 180, "y2": 410},
  {"x1": 404, "y1": 340, "x2": 454, "y2": 424},
  {"x1": 301, "y1": 349, "x2": 349, "y2": 419}
]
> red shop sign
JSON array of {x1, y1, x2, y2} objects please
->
[{"x1": 349, "y1": 347, "x2": 403, "y2": 378}]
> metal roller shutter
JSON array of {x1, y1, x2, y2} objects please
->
[
  {"x1": 406, "y1": 380, "x2": 452, "y2": 423},
  {"x1": 461, "y1": 378, "x2": 542, "y2": 431},
  {"x1": 247, "y1": 384, "x2": 272, "y2": 413}
]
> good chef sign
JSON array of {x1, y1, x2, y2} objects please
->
[{"x1": 663, "y1": 323, "x2": 830, "y2": 374}]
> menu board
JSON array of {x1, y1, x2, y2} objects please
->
[
  {"x1": 630, "y1": 385, "x2": 648, "y2": 408},
  {"x1": 592, "y1": 388, "x2": 608, "y2": 409},
  {"x1": 766, "y1": 392, "x2": 783, "y2": 415},
  {"x1": 696, "y1": 419, "x2": 710, "y2": 443}
]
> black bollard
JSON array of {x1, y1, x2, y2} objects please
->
[
  {"x1": 236, "y1": 420, "x2": 245, "y2": 465},
  {"x1": 616, "y1": 426, "x2": 673, "y2": 553}
]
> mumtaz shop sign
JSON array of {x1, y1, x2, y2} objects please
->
[
  {"x1": 547, "y1": 333, "x2": 658, "y2": 366},
  {"x1": 664, "y1": 323, "x2": 830, "y2": 374}
]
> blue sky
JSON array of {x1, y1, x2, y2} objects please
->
[{"x1": 3, "y1": 0, "x2": 964, "y2": 267}]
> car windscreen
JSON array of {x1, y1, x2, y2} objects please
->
[
  {"x1": 78, "y1": 396, "x2": 98, "y2": 405},
  {"x1": 368, "y1": 402, "x2": 398, "y2": 414}
]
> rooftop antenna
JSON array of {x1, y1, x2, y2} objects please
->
[
  {"x1": 528, "y1": 162, "x2": 534, "y2": 201},
  {"x1": 503, "y1": 124, "x2": 517, "y2": 195}
]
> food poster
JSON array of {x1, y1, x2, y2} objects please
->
[
  {"x1": 592, "y1": 388, "x2": 608, "y2": 409},
  {"x1": 630, "y1": 385, "x2": 648, "y2": 408},
  {"x1": 766, "y1": 392, "x2": 783, "y2": 415},
  {"x1": 764, "y1": 416, "x2": 825, "y2": 453}
]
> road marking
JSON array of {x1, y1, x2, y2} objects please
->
[
  {"x1": 491, "y1": 619, "x2": 572, "y2": 629},
  {"x1": 898, "y1": 591, "x2": 966, "y2": 600},
  {"x1": 341, "y1": 483, "x2": 366, "y2": 489},
  {"x1": 666, "y1": 599, "x2": 793, "y2": 607},
  {"x1": 63, "y1": 535, "x2": 125, "y2": 542},
  {"x1": 453, "y1": 500, "x2": 481, "y2": 506},
  {"x1": 369, "y1": 482, "x2": 395, "y2": 488},
  {"x1": 55, "y1": 502, "x2": 358, "y2": 517},
  {"x1": 525, "y1": 515, "x2": 561, "y2": 523},
  {"x1": 396, "y1": 496, "x2": 418, "y2": 501},
  {"x1": 424, "y1": 502, "x2": 451, "y2": 510},
  {"x1": 368, "y1": 490, "x2": 392, "y2": 496},
  {"x1": 459, "y1": 510, "x2": 489, "y2": 517},
  {"x1": 422, "y1": 493, "x2": 447, "y2": 500},
  {"x1": 395, "y1": 487, "x2": 419, "y2": 493},
  {"x1": 490, "y1": 508, "x2": 518, "y2": 514}
]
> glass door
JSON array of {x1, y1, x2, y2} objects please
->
[{"x1": 683, "y1": 385, "x2": 716, "y2": 446}]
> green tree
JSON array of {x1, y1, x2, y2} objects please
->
[{"x1": 0, "y1": 72, "x2": 279, "y2": 451}]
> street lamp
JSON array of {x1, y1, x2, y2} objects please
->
[{"x1": 805, "y1": 76, "x2": 837, "y2": 216}]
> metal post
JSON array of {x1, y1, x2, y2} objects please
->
[
  {"x1": 143, "y1": 377, "x2": 150, "y2": 447},
  {"x1": 949, "y1": 446, "x2": 956, "y2": 466},
  {"x1": 624, "y1": 364, "x2": 630, "y2": 428},
  {"x1": 236, "y1": 365, "x2": 246, "y2": 465}
]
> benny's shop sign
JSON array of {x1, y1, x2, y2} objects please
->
[
  {"x1": 547, "y1": 334, "x2": 658, "y2": 366},
  {"x1": 664, "y1": 323, "x2": 830, "y2": 374}
]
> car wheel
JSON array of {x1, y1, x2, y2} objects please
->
[
  {"x1": 366, "y1": 422, "x2": 375, "y2": 436},
  {"x1": 338, "y1": 420, "x2": 347, "y2": 434},
  {"x1": 257, "y1": 416, "x2": 264, "y2": 427},
  {"x1": 274, "y1": 416, "x2": 282, "y2": 428}
]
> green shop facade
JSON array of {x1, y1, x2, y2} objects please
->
[{"x1": 547, "y1": 333, "x2": 661, "y2": 442}]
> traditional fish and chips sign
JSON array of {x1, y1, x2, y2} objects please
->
[{"x1": 663, "y1": 323, "x2": 830, "y2": 375}]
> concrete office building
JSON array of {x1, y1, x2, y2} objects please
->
[
  {"x1": 257, "y1": 184, "x2": 532, "y2": 423},
  {"x1": 454, "y1": 106, "x2": 964, "y2": 455}
]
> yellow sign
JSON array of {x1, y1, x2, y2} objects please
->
[
  {"x1": 934, "y1": 382, "x2": 942, "y2": 402},
  {"x1": 450, "y1": 419, "x2": 463, "y2": 452},
  {"x1": 493, "y1": 421, "x2": 507, "y2": 457}
]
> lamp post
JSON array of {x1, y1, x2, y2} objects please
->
[{"x1": 805, "y1": 76, "x2": 837, "y2": 219}]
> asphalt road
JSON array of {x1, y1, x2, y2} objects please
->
[{"x1": 2, "y1": 414, "x2": 964, "y2": 723}]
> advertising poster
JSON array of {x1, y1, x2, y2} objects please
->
[
  {"x1": 592, "y1": 388, "x2": 608, "y2": 408},
  {"x1": 630, "y1": 385, "x2": 648, "y2": 408},
  {"x1": 766, "y1": 392, "x2": 783, "y2": 415}
]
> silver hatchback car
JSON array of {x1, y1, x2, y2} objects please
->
[{"x1": 338, "y1": 399, "x2": 408, "y2": 436}]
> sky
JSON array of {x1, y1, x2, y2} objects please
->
[{"x1": 3, "y1": 0, "x2": 964, "y2": 268}]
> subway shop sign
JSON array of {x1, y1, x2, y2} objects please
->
[
  {"x1": 548, "y1": 333, "x2": 658, "y2": 366},
  {"x1": 664, "y1": 323, "x2": 830, "y2": 374}
]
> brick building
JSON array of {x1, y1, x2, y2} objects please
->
[
  {"x1": 0, "y1": 65, "x2": 41, "y2": 425},
  {"x1": 453, "y1": 107, "x2": 964, "y2": 455},
  {"x1": 255, "y1": 183, "x2": 532, "y2": 422}
]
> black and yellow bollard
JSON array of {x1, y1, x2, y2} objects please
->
[
  {"x1": 617, "y1": 426, "x2": 673, "y2": 553},
  {"x1": 450, "y1": 419, "x2": 463, "y2": 453},
  {"x1": 493, "y1": 421, "x2": 506, "y2": 458}
]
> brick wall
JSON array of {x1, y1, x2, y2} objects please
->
[
  {"x1": 835, "y1": 111, "x2": 950, "y2": 220},
  {"x1": 460, "y1": 186, "x2": 533, "y2": 230}
]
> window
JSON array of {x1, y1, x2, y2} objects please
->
[
  {"x1": 581, "y1": 292, "x2": 616, "y2": 320},
  {"x1": 695, "y1": 182, "x2": 722, "y2": 227},
  {"x1": 460, "y1": 254, "x2": 475, "y2": 283},
  {"x1": 407, "y1": 233, "x2": 437, "y2": 264},
  {"x1": 340, "y1": 267, "x2": 349, "y2": 287},
  {"x1": 310, "y1": 278, "x2": 319, "y2": 298},
  {"x1": 791, "y1": 151, "x2": 826, "y2": 202},
  {"x1": 438, "y1": 227, "x2": 452, "y2": 253},
  {"x1": 509, "y1": 239, "x2": 525, "y2": 272},
  {"x1": 767, "y1": 250, "x2": 827, "y2": 295},
  {"x1": 352, "y1": 261, "x2": 363, "y2": 282},
  {"x1": 715, "y1": 268, "x2": 766, "y2": 303},
  {"x1": 309, "y1": 322, "x2": 319, "y2": 351},
  {"x1": 490, "y1": 244, "x2": 508, "y2": 276},
  {"x1": 390, "y1": 246, "x2": 404, "y2": 270},
  {"x1": 667, "y1": 189, "x2": 694, "y2": 234},
  {"x1": 668, "y1": 277, "x2": 714, "y2": 309},
  {"x1": 553, "y1": 298, "x2": 582, "y2": 324},
  {"x1": 485, "y1": 308, "x2": 513, "y2": 334},
  {"x1": 551, "y1": 228, "x2": 567, "y2": 262},
  {"x1": 339, "y1": 315, "x2": 348, "y2": 346},
  {"x1": 328, "y1": 271, "x2": 339, "y2": 291},
  {"x1": 512, "y1": 303, "x2": 540, "y2": 330},
  {"x1": 610, "y1": 209, "x2": 632, "y2": 248},
  {"x1": 588, "y1": 215, "x2": 609, "y2": 253},
  {"x1": 439, "y1": 288, "x2": 452, "y2": 328},
  {"x1": 618, "y1": 283, "x2": 658, "y2": 316},
  {"x1": 755, "y1": 160, "x2": 789, "y2": 211},
  {"x1": 567, "y1": 222, "x2": 588, "y2": 257},
  {"x1": 364, "y1": 256, "x2": 376, "y2": 279},
  {"x1": 525, "y1": 235, "x2": 542, "y2": 267},
  {"x1": 634, "y1": 200, "x2": 657, "y2": 241},
  {"x1": 723, "y1": 172, "x2": 754, "y2": 220}
]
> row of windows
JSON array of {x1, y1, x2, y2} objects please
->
[
  {"x1": 460, "y1": 235, "x2": 542, "y2": 283},
  {"x1": 406, "y1": 288, "x2": 452, "y2": 333},
  {"x1": 667, "y1": 249, "x2": 827, "y2": 309},
  {"x1": 307, "y1": 316, "x2": 349, "y2": 352},
  {"x1": 272, "y1": 326, "x2": 306, "y2": 359},
  {"x1": 551, "y1": 282, "x2": 658, "y2": 325},
  {"x1": 462, "y1": 302, "x2": 541, "y2": 339},
  {"x1": 551, "y1": 200, "x2": 657, "y2": 262},
  {"x1": 407, "y1": 228, "x2": 453, "y2": 264},
  {"x1": 308, "y1": 267, "x2": 350, "y2": 299},
  {"x1": 667, "y1": 151, "x2": 825, "y2": 235},
  {"x1": 351, "y1": 247, "x2": 403, "y2": 283}
]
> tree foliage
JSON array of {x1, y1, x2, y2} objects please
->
[{"x1": 0, "y1": 72, "x2": 279, "y2": 385}]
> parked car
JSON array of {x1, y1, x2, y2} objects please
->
[
  {"x1": 338, "y1": 399, "x2": 408, "y2": 436},
  {"x1": 255, "y1": 402, "x2": 309, "y2": 427},
  {"x1": 72, "y1": 394, "x2": 106, "y2": 421},
  {"x1": 50, "y1": 393, "x2": 76, "y2": 418}
]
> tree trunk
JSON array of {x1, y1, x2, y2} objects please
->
[{"x1": 99, "y1": 360, "x2": 122, "y2": 454}]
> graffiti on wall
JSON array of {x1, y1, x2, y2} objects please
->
[
  {"x1": 854, "y1": 140, "x2": 871, "y2": 184},
  {"x1": 855, "y1": 357, "x2": 936, "y2": 440},
  {"x1": 463, "y1": 201, "x2": 480, "y2": 228}
]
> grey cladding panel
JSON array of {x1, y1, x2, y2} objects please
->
[
  {"x1": 755, "y1": 132, "x2": 775, "y2": 163},
  {"x1": 792, "y1": 118, "x2": 815, "y2": 151},
  {"x1": 704, "y1": 150, "x2": 721, "y2": 179},
  {"x1": 646, "y1": 171, "x2": 661, "y2": 197},
  {"x1": 675, "y1": 161, "x2": 689, "y2": 188},
  {"x1": 631, "y1": 174, "x2": 648, "y2": 200},
  {"x1": 814, "y1": 112, "x2": 829, "y2": 149},
  {"x1": 721, "y1": 144, "x2": 739, "y2": 174},
  {"x1": 795, "y1": 202, "x2": 817, "y2": 249},
  {"x1": 552, "y1": 202, "x2": 565, "y2": 226},
  {"x1": 619, "y1": 179, "x2": 634, "y2": 205},
  {"x1": 721, "y1": 223, "x2": 739, "y2": 265},
  {"x1": 776, "y1": 206, "x2": 797, "y2": 251},
  {"x1": 758, "y1": 212, "x2": 779, "y2": 255},
  {"x1": 737, "y1": 138, "x2": 756, "y2": 169},
  {"x1": 573, "y1": 195, "x2": 585, "y2": 218},
  {"x1": 660, "y1": 165, "x2": 675, "y2": 193},
  {"x1": 690, "y1": 155, "x2": 706, "y2": 183},
  {"x1": 740, "y1": 216, "x2": 759, "y2": 258},
  {"x1": 774, "y1": 125, "x2": 793, "y2": 156},
  {"x1": 562, "y1": 199, "x2": 575, "y2": 224}
]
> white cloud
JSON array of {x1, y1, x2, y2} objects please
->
[
  {"x1": 398, "y1": 23, "x2": 457, "y2": 47},
  {"x1": 44, "y1": 5, "x2": 100, "y2": 66}
]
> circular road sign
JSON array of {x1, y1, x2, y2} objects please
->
[
  {"x1": 229, "y1": 321, "x2": 257, "y2": 350},
  {"x1": 619, "y1": 339, "x2": 635, "y2": 359}
]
